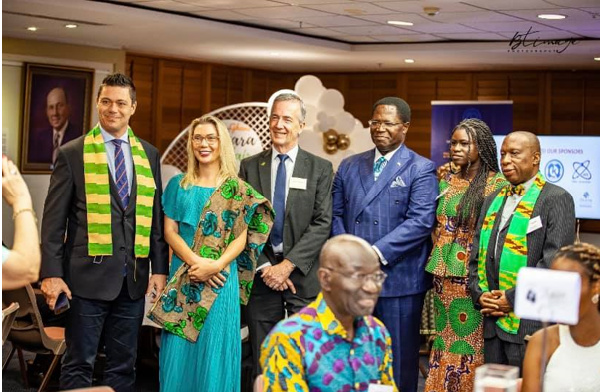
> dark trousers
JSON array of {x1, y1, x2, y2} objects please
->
[
  {"x1": 484, "y1": 336, "x2": 527, "y2": 373},
  {"x1": 245, "y1": 276, "x2": 313, "y2": 378},
  {"x1": 374, "y1": 293, "x2": 426, "y2": 392},
  {"x1": 60, "y1": 279, "x2": 144, "y2": 392}
]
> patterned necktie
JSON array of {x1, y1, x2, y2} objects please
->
[
  {"x1": 52, "y1": 132, "x2": 61, "y2": 164},
  {"x1": 507, "y1": 184, "x2": 525, "y2": 196},
  {"x1": 112, "y1": 139, "x2": 129, "y2": 208},
  {"x1": 271, "y1": 154, "x2": 288, "y2": 247},
  {"x1": 373, "y1": 156, "x2": 387, "y2": 181}
]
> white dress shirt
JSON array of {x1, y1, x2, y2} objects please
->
[{"x1": 100, "y1": 125, "x2": 134, "y2": 195}]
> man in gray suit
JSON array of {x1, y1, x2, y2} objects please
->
[
  {"x1": 239, "y1": 92, "x2": 333, "y2": 376},
  {"x1": 468, "y1": 131, "x2": 575, "y2": 370}
]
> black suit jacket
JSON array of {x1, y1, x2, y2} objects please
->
[
  {"x1": 29, "y1": 122, "x2": 81, "y2": 166},
  {"x1": 468, "y1": 182, "x2": 575, "y2": 343},
  {"x1": 239, "y1": 148, "x2": 333, "y2": 298},
  {"x1": 40, "y1": 134, "x2": 169, "y2": 301}
]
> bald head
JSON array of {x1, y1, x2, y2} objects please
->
[
  {"x1": 318, "y1": 235, "x2": 383, "y2": 320},
  {"x1": 320, "y1": 234, "x2": 378, "y2": 272},
  {"x1": 46, "y1": 87, "x2": 70, "y2": 130},
  {"x1": 508, "y1": 131, "x2": 540, "y2": 153},
  {"x1": 500, "y1": 131, "x2": 541, "y2": 185}
]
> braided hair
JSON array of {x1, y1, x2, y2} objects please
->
[
  {"x1": 452, "y1": 118, "x2": 500, "y2": 230},
  {"x1": 554, "y1": 243, "x2": 600, "y2": 311}
]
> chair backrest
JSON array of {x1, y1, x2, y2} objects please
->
[
  {"x1": 2, "y1": 285, "x2": 66, "y2": 355},
  {"x1": 2, "y1": 302, "x2": 20, "y2": 344}
]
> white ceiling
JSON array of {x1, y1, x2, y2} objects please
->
[{"x1": 3, "y1": 0, "x2": 600, "y2": 71}]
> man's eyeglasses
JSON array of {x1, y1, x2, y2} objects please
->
[
  {"x1": 321, "y1": 267, "x2": 388, "y2": 286},
  {"x1": 367, "y1": 120, "x2": 404, "y2": 129},
  {"x1": 192, "y1": 135, "x2": 219, "y2": 145}
]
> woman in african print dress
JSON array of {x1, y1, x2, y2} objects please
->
[
  {"x1": 424, "y1": 119, "x2": 508, "y2": 392},
  {"x1": 157, "y1": 115, "x2": 272, "y2": 392}
]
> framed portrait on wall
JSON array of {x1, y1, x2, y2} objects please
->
[{"x1": 20, "y1": 63, "x2": 93, "y2": 173}]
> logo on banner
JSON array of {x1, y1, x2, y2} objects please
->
[
  {"x1": 573, "y1": 160, "x2": 592, "y2": 180},
  {"x1": 462, "y1": 108, "x2": 482, "y2": 120},
  {"x1": 545, "y1": 159, "x2": 564, "y2": 183},
  {"x1": 222, "y1": 120, "x2": 263, "y2": 163},
  {"x1": 579, "y1": 192, "x2": 593, "y2": 209}
]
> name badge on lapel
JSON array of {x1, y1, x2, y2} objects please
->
[
  {"x1": 289, "y1": 177, "x2": 307, "y2": 190},
  {"x1": 527, "y1": 216, "x2": 543, "y2": 234}
]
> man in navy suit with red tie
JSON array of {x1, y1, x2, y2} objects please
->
[{"x1": 332, "y1": 97, "x2": 438, "y2": 392}]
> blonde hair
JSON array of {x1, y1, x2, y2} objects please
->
[{"x1": 180, "y1": 115, "x2": 238, "y2": 189}]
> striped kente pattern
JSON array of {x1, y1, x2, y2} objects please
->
[
  {"x1": 477, "y1": 172, "x2": 546, "y2": 334},
  {"x1": 83, "y1": 125, "x2": 156, "y2": 257}
]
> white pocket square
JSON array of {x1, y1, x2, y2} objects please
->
[{"x1": 390, "y1": 176, "x2": 406, "y2": 188}]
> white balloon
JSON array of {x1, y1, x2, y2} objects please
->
[
  {"x1": 318, "y1": 89, "x2": 345, "y2": 115},
  {"x1": 354, "y1": 118, "x2": 366, "y2": 130},
  {"x1": 350, "y1": 127, "x2": 373, "y2": 154},
  {"x1": 317, "y1": 111, "x2": 328, "y2": 122},
  {"x1": 298, "y1": 129, "x2": 322, "y2": 155},
  {"x1": 160, "y1": 164, "x2": 183, "y2": 190},
  {"x1": 334, "y1": 111, "x2": 356, "y2": 134},
  {"x1": 295, "y1": 75, "x2": 325, "y2": 105},
  {"x1": 317, "y1": 120, "x2": 330, "y2": 133},
  {"x1": 304, "y1": 104, "x2": 318, "y2": 128}
]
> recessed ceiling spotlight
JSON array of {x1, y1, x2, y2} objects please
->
[
  {"x1": 594, "y1": 57, "x2": 600, "y2": 61},
  {"x1": 404, "y1": 59, "x2": 415, "y2": 63},
  {"x1": 27, "y1": 26, "x2": 38, "y2": 31},
  {"x1": 65, "y1": 24, "x2": 78, "y2": 29},
  {"x1": 537, "y1": 14, "x2": 566, "y2": 20},
  {"x1": 388, "y1": 20, "x2": 414, "y2": 26}
]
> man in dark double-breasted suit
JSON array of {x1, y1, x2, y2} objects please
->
[
  {"x1": 332, "y1": 97, "x2": 438, "y2": 392},
  {"x1": 239, "y1": 92, "x2": 333, "y2": 377}
]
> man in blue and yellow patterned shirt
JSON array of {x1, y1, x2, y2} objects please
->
[{"x1": 260, "y1": 234, "x2": 398, "y2": 392}]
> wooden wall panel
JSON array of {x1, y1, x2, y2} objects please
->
[
  {"x1": 404, "y1": 74, "x2": 437, "y2": 157},
  {"x1": 550, "y1": 73, "x2": 585, "y2": 135},
  {"x1": 583, "y1": 74, "x2": 600, "y2": 135},
  {"x1": 181, "y1": 65, "x2": 208, "y2": 126},
  {"x1": 475, "y1": 73, "x2": 508, "y2": 100},
  {"x1": 210, "y1": 65, "x2": 229, "y2": 111},
  {"x1": 158, "y1": 61, "x2": 184, "y2": 152},
  {"x1": 125, "y1": 53, "x2": 599, "y2": 160},
  {"x1": 509, "y1": 73, "x2": 540, "y2": 133},
  {"x1": 126, "y1": 55, "x2": 156, "y2": 142}
]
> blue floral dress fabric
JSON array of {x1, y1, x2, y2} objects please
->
[{"x1": 158, "y1": 174, "x2": 241, "y2": 392}]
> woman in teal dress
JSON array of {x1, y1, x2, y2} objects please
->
[{"x1": 157, "y1": 115, "x2": 273, "y2": 392}]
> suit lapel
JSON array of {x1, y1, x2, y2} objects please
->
[
  {"x1": 356, "y1": 146, "x2": 407, "y2": 218},
  {"x1": 257, "y1": 150, "x2": 272, "y2": 201},
  {"x1": 285, "y1": 148, "x2": 309, "y2": 220},
  {"x1": 126, "y1": 169, "x2": 137, "y2": 213},
  {"x1": 359, "y1": 149, "x2": 375, "y2": 195}
]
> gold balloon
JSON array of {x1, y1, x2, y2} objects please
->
[
  {"x1": 337, "y1": 134, "x2": 350, "y2": 150},
  {"x1": 325, "y1": 143, "x2": 338, "y2": 155},
  {"x1": 324, "y1": 129, "x2": 338, "y2": 144}
]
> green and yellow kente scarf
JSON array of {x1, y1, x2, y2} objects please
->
[
  {"x1": 83, "y1": 125, "x2": 155, "y2": 257},
  {"x1": 478, "y1": 172, "x2": 545, "y2": 334}
]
